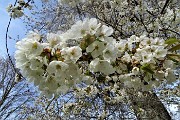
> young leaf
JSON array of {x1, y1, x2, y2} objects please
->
[
  {"x1": 140, "y1": 64, "x2": 154, "y2": 74},
  {"x1": 168, "y1": 44, "x2": 180, "y2": 51},
  {"x1": 165, "y1": 38, "x2": 179, "y2": 45},
  {"x1": 167, "y1": 54, "x2": 180, "y2": 64}
]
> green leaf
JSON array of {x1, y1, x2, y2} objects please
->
[
  {"x1": 140, "y1": 64, "x2": 154, "y2": 74},
  {"x1": 167, "y1": 54, "x2": 180, "y2": 64},
  {"x1": 168, "y1": 44, "x2": 180, "y2": 51},
  {"x1": 85, "y1": 70, "x2": 90, "y2": 75},
  {"x1": 165, "y1": 38, "x2": 179, "y2": 45}
]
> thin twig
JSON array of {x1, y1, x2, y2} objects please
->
[{"x1": 5, "y1": 0, "x2": 18, "y2": 73}]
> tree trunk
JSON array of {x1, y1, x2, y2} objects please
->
[{"x1": 126, "y1": 89, "x2": 172, "y2": 120}]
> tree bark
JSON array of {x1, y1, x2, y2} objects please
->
[{"x1": 127, "y1": 89, "x2": 172, "y2": 120}]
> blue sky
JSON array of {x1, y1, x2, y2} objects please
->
[{"x1": 0, "y1": 0, "x2": 26, "y2": 57}]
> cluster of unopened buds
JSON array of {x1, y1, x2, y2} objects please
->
[{"x1": 15, "y1": 18, "x2": 179, "y2": 98}]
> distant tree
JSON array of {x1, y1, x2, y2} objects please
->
[{"x1": 0, "y1": 57, "x2": 36, "y2": 119}]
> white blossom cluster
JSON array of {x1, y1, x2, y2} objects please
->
[
  {"x1": 6, "y1": 0, "x2": 32, "y2": 19},
  {"x1": 114, "y1": 35, "x2": 178, "y2": 91},
  {"x1": 15, "y1": 31, "x2": 82, "y2": 98},
  {"x1": 61, "y1": 18, "x2": 116, "y2": 75},
  {"x1": 15, "y1": 18, "x2": 179, "y2": 98}
]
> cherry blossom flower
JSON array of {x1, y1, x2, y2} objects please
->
[{"x1": 86, "y1": 41, "x2": 105, "y2": 58}]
